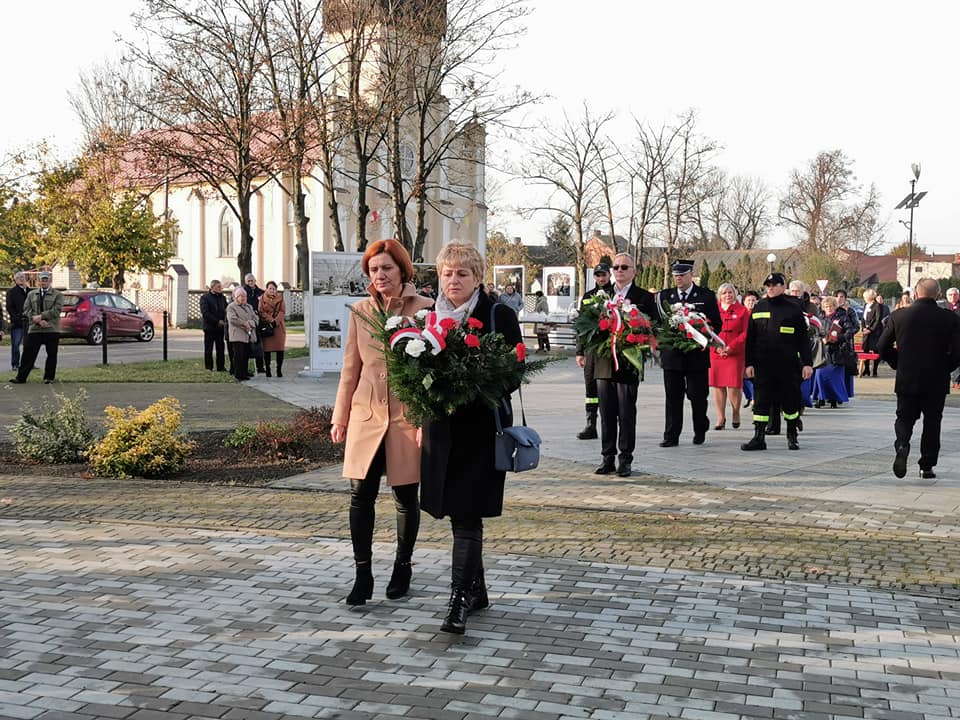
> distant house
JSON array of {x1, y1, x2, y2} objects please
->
[{"x1": 896, "y1": 253, "x2": 960, "y2": 288}]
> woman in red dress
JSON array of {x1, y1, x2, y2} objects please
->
[{"x1": 709, "y1": 283, "x2": 749, "y2": 429}]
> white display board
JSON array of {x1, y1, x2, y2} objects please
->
[
  {"x1": 542, "y1": 265, "x2": 576, "y2": 312},
  {"x1": 308, "y1": 252, "x2": 367, "y2": 374},
  {"x1": 493, "y1": 265, "x2": 525, "y2": 294}
]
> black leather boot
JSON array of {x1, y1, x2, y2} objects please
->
[
  {"x1": 346, "y1": 561, "x2": 373, "y2": 606},
  {"x1": 385, "y1": 561, "x2": 412, "y2": 600},
  {"x1": 764, "y1": 417, "x2": 781, "y2": 435},
  {"x1": 385, "y1": 484, "x2": 418, "y2": 600},
  {"x1": 786, "y1": 419, "x2": 800, "y2": 451},
  {"x1": 577, "y1": 407, "x2": 598, "y2": 440},
  {"x1": 741, "y1": 422, "x2": 767, "y2": 451},
  {"x1": 441, "y1": 588, "x2": 468, "y2": 634},
  {"x1": 465, "y1": 563, "x2": 489, "y2": 613},
  {"x1": 275, "y1": 351, "x2": 284, "y2": 378}
]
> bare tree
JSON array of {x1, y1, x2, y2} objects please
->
[
  {"x1": 621, "y1": 118, "x2": 670, "y2": 266},
  {"x1": 520, "y1": 104, "x2": 613, "y2": 295},
  {"x1": 125, "y1": 0, "x2": 277, "y2": 279},
  {"x1": 778, "y1": 149, "x2": 884, "y2": 254},
  {"x1": 693, "y1": 171, "x2": 771, "y2": 250},
  {"x1": 380, "y1": 0, "x2": 533, "y2": 261},
  {"x1": 68, "y1": 59, "x2": 151, "y2": 150}
]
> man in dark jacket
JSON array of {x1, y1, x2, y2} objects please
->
[
  {"x1": 657, "y1": 260, "x2": 723, "y2": 447},
  {"x1": 200, "y1": 279, "x2": 228, "y2": 371},
  {"x1": 5, "y1": 271, "x2": 30, "y2": 371},
  {"x1": 574, "y1": 263, "x2": 614, "y2": 440},
  {"x1": 741, "y1": 273, "x2": 813, "y2": 452},
  {"x1": 877, "y1": 278, "x2": 960, "y2": 479},
  {"x1": 587, "y1": 255, "x2": 657, "y2": 477}
]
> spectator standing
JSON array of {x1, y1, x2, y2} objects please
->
[
  {"x1": 878, "y1": 278, "x2": 960, "y2": 479},
  {"x1": 11, "y1": 272, "x2": 64, "y2": 384},
  {"x1": 860, "y1": 289, "x2": 883, "y2": 377},
  {"x1": 200, "y1": 279, "x2": 228, "y2": 372},
  {"x1": 259, "y1": 281, "x2": 286, "y2": 377},
  {"x1": 485, "y1": 283, "x2": 499, "y2": 303},
  {"x1": 533, "y1": 290, "x2": 551, "y2": 353},
  {"x1": 708, "y1": 283, "x2": 748, "y2": 430},
  {"x1": 574, "y1": 263, "x2": 613, "y2": 440},
  {"x1": 226, "y1": 287, "x2": 258, "y2": 381},
  {"x1": 5, "y1": 271, "x2": 29, "y2": 371},
  {"x1": 945, "y1": 288, "x2": 960, "y2": 389},
  {"x1": 500, "y1": 284, "x2": 523, "y2": 313},
  {"x1": 741, "y1": 290, "x2": 759, "y2": 408},
  {"x1": 244, "y1": 273, "x2": 266, "y2": 374},
  {"x1": 896, "y1": 290, "x2": 912, "y2": 310},
  {"x1": 813, "y1": 296, "x2": 854, "y2": 409}
]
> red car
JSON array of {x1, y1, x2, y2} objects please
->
[{"x1": 59, "y1": 291, "x2": 156, "y2": 344}]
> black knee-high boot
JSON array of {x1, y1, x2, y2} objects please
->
[
  {"x1": 442, "y1": 519, "x2": 482, "y2": 634},
  {"x1": 275, "y1": 350, "x2": 284, "y2": 377},
  {"x1": 264, "y1": 351, "x2": 272, "y2": 377},
  {"x1": 346, "y1": 478, "x2": 377, "y2": 606},
  {"x1": 386, "y1": 484, "x2": 419, "y2": 599},
  {"x1": 466, "y1": 560, "x2": 489, "y2": 613}
]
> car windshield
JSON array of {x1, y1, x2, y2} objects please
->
[{"x1": 62, "y1": 296, "x2": 82, "y2": 307}]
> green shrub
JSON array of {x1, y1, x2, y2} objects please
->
[
  {"x1": 8, "y1": 389, "x2": 95, "y2": 463},
  {"x1": 87, "y1": 397, "x2": 195, "y2": 479},
  {"x1": 226, "y1": 406, "x2": 338, "y2": 460}
]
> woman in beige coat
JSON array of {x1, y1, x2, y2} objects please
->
[
  {"x1": 259, "y1": 281, "x2": 287, "y2": 377},
  {"x1": 331, "y1": 239, "x2": 433, "y2": 606},
  {"x1": 226, "y1": 287, "x2": 258, "y2": 381}
]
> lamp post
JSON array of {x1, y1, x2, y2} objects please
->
[
  {"x1": 766, "y1": 253, "x2": 777, "y2": 272},
  {"x1": 895, "y1": 164, "x2": 926, "y2": 291}
]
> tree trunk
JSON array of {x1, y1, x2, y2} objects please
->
[{"x1": 237, "y1": 198, "x2": 253, "y2": 279}]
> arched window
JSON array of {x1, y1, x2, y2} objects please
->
[{"x1": 219, "y1": 208, "x2": 234, "y2": 257}]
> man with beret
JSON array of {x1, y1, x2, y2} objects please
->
[
  {"x1": 741, "y1": 273, "x2": 813, "y2": 451},
  {"x1": 574, "y1": 263, "x2": 614, "y2": 440},
  {"x1": 657, "y1": 260, "x2": 722, "y2": 447},
  {"x1": 11, "y1": 271, "x2": 64, "y2": 384}
]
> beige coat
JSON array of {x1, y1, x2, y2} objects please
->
[
  {"x1": 333, "y1": 283, "x2": 433, "y2": 486},
  {"x1": 226, "y1": 301, "x2": 258, "y2": 343},
  {"x1": 259, "y1": 292, "x2": 286, "y2": 353}
]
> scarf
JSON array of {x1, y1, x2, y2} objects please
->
[{"x1": 435, "y1": 287, "x2": 481, "y2": 325}]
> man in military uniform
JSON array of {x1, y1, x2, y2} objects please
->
[
  {"x1": 657, "y1": 259, "x2": 722, "y2": 447},
  {"x1": 742, "y1": 273, "x2": 813, "y2": 451},
  {"x1": 574, "y1": 263, "x2": 614, "y2": 440}
]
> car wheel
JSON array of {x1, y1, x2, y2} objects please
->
[
  {"x1": 138, "y1": 322, "x2": 155, "y2": 342},
  {"x1": 87, "y1": 323, "x2": 104, "y2": 345}
]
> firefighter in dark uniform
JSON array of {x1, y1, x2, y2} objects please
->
[
  {"x1": 574, "y1": 263, "x2": 614, "y2": 440},
  {"x1": 742, "y1": 273, "x2": 814, "y2": 452}
]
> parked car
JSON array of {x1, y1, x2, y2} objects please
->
[{"x1": 59, "y1": 291, "x2": 155, "y2": 344}]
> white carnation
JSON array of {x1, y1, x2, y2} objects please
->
[
  {"x1": 385, "y1": 316, "x2": 404, "y2": 330},
  {"x1": 404, "y1": 338, "x2": 427, "y2": 357},
  {"x1": 415, "y1": 309, "x2": 430, "y2": 320}
]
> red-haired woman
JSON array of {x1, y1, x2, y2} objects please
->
[{"x1": 331, "y1": 239, "x2": 433, "y2": 606}]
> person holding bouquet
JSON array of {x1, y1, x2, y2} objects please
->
[
  {"x1": 590, "y1": 254, "x2": 657, "y2": 477},
  {"x1": 419, "y1": 242, "x2": 523, "y2": 635},
  {"x1": 657, "y1": 260, "x2": 723, "y2": 447},
  {"x1": 812, "y1": 296, "x2": 854, "y2": 409},
  {"x1": 708, "y1": 283, "x2": 748, "y2": 429},
  {"x1": 331, "y1": 239, "x2": 434, "y2": 607}
]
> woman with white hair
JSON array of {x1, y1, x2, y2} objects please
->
[
  {"x1": 226, "y1": 287, "x2": 259, "y2": 381},
  {"x1": 860, "y1": 288, "x2": 882, "y2": 377}
]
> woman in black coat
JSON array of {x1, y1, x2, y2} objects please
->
[{"x1": 420, "y1": 243, "x2": 522, "y2": 635}]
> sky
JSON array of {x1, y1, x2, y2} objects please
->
[{"x1": 2, "y1": 1, "x2": 957, "y2": 254}]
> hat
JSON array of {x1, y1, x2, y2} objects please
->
[
  {"x1": 593, "y1": 262, "x2": 610, "y2": 274},
  {"x1": 38, "y1": 271, "x2": 51, "y2": 280},
  {"x1": 671, "y1": 260, "x2": 694, "y2": 275},
  {"x1": 763, "y1": 272, "x2": 786, "y2": 286}
]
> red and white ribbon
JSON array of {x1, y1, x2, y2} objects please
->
[
  {"x1": 604, "y1": 300, "x2": 626, "y2": 370},
  {"x1": 420, "y1": 311, "x2": 447, "y2": 354}
]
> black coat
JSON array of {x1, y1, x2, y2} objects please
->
[
  {"x1": 200, "y1": 291, "x2": 228, "y2": 332},
  {"x1": 5, "y1": 284, "x2": 28, "y2": 330},
  {"x1": 861, "y1": 302, "x2": 883, "y2": 353},
  {"x1": 591, "y1": 284, "x2": 658, "y2": 383},
  {"x1": 877, "y1": 297, "x2": 960, "y2": 396},
  {"x1": 657, "y1": 284, "x2": 723, "y2": 372},
  {"x1": 420, "y1": 292, "x2": 522, "y2": 520}
]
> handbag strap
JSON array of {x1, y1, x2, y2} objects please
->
[{"x1": 489, "y1": 302, "x2": 527, "y2": 432}]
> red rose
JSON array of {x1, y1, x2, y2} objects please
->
[
  {"x1": 686, "y1": 332, "x2": 694, "y2": 339},
  {"x1": 439, "y1": 317, "x2": 458, "y2": 331},
  {"x1": 629, "y1": 307, "x2": 639, "y2": 317},
  {"x1": 464, "y1": 333, "x2": 481, "y2": 348},
  {"x1": 467, "y1": 317, "x2": 483, "y2": 329},
  {"x1": 629, "y1": 318, "x2": 641, "y2": 328},
  {"x1": 515, "y1": 343, "x2": 526, "y2": 361},
  {"x1": 626, "y1": 333, "x2": 637, "y2": 343},
  {"x1": 598, "y1": 318, "x2": 611, "y2": 331}
]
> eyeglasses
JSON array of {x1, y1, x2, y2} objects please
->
[{"x1": 610, "y1": 265, "x2": 633, "y2": 271}]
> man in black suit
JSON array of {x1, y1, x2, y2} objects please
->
[
  {"x1": 877, "y1": 278, "x2": 960, "y2": 480},
  {"x1": 590, "y1": 254, "x2": 657, "y2": 477},
  {"x1": 574, "y1": 263, "x2": 614, "y2": 440},
  {"x1": 200, "y1": 279, "x2": 228, "y2": 372},
  {"x1": 657, "y1": 260, "x2": 723, "y2": 447}
]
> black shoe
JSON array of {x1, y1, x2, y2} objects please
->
[
  {"x1": 616, "y1": 462, "x2": 632, "y2": 477},
  {"x1": 594, "y1": 461, "x2": 616, "y2": 475},
  {"x1": 465, "y1": 574, "x2": 489, "y2": 614},
  {"x1": 10, "y1": 378, "x2": 25, "y2": 384},
  {"x1": 920, "y1": 468, "x2": 936, "y2": 479},
  {"x1": 43, "y1": 379, "x2": 54, "y2": 384},
  {"x1": 385, "y1": 561, "x2": 412, "y2": 600},
  {"x1": 346, "y1": 563, "x2": 374, "y2": 607},
  {"x1": 796, "y1": 417, "x2": 803, "y2": 432},
  {"x1": 276, "y1": 369, "x2": 283, "y2": 378},
  {"x1": 577, "y1": 427, "x2": 598, "y2": 440},
  {"x1": 692, "y1": 433, "x2": 705, "y2": 445},
  {"x1": 440, "y1": 589, "x2": 468, "y2": 634},
  {"x1": 659, "y1": 438, "x2": 679, "y2": 448},
  {"x1": 814, "y1": 399, "x2": 824, "y2": 409},
  {"x1": 265, "y1": 368, "x2": 272, "y2": 377},
  {"x1": 829, "y1": 400, "x2": 838, "y2": 409},
  {"x1": 787, "y1": 436, "x2": 800, "y2": 451},
  {"x1": 893, "y1": 448, "x2": 908, "y2": 479}
]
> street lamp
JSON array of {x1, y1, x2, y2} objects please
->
[
  {"x1": 766, "y1": 253, "x2": 777, "y2": 272},
  {"x1": 894, "y1": 163, "x2": 927, "y2": 291}
]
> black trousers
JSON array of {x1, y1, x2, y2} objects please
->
[
  {"x1": 230, "y1": 341, "x2": 250, "y2": 380},
  {"x1": 597, "y1": 378, "x2": 638, "y2": 463},
  {"x1": 895, "y1": 391, "x2": 946, "y2": 471},
  {"x1": 582, "y1": 352, "x2": 598, "y2": 411},
  {"x1": 662, "y1": 367, "x2": 709, "y2": 441},
  {"x1": 449, "y1": 516, "x2": 483, "y2": 590},
  {"x1": 16, "y1": 333, "x2": 60, "y2": 382},
  {"x1": 203, "y1": 327, "x2": 225, "y2": 371},
  {"x1": 752, "y1": 366, "x2": 801, "y2": 423}
]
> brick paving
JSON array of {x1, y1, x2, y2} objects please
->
[{"x1": 2, "y1": 360, "x2": 960, "y2": 718}]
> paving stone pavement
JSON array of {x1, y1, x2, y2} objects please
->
[{"x1": 2, "y1": 358, "x2": 960, "y2": 719}]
